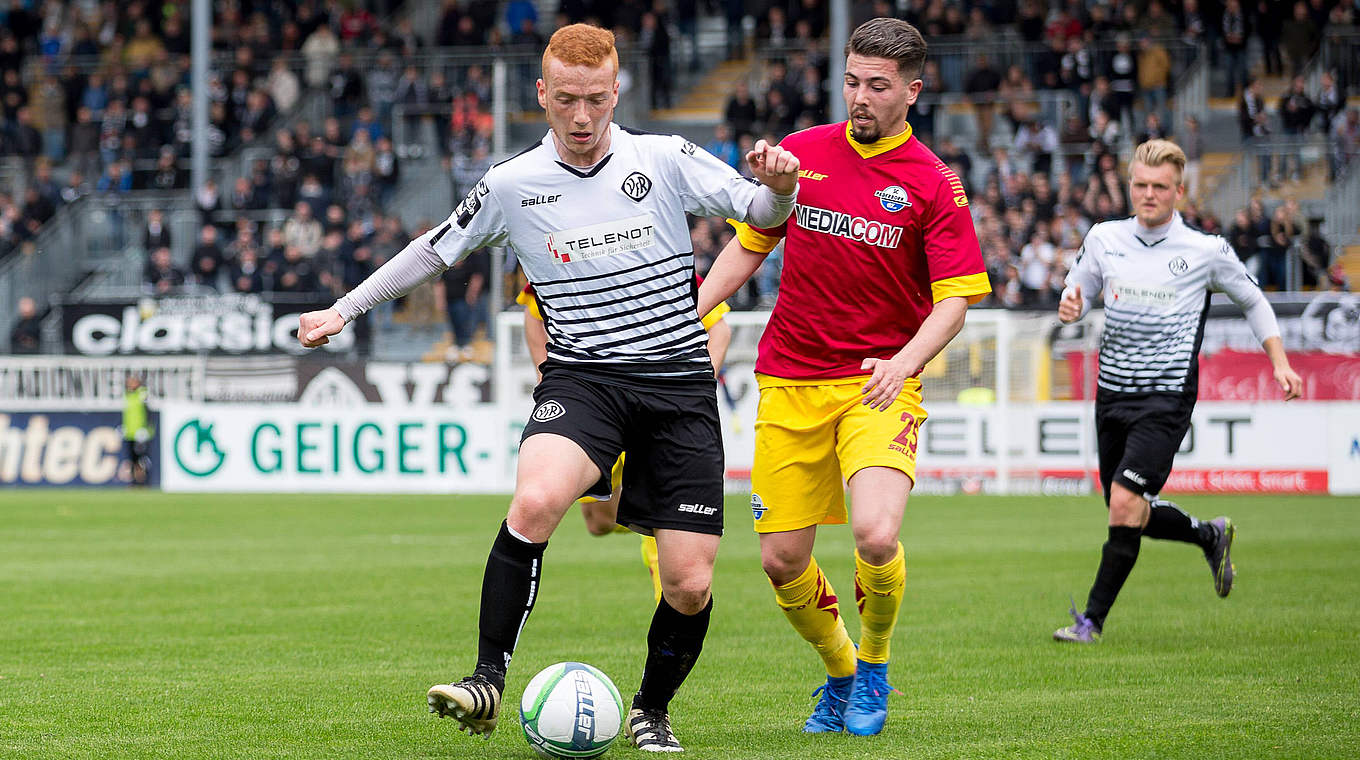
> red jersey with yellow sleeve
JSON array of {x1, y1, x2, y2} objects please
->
[
  {"x1": 731, "y1": 121, "x2": 988, "y2": 382},
  {"x1": 518, "y1": 278, "x2": 730, "y2": 330}
]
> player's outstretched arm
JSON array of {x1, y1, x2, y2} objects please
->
[
  {"x1": 1263, "y1": 335, "x2": 1303, "y2": 400},
  {"x1": 861, "y1": 296, "x2": 969, "y2": 410},
  {"x1": 697, "y1": 237, "x2": 768, "y2": 316},
  {"x1": 296, "y1": 236, "x2": 448, "y2": 349}
]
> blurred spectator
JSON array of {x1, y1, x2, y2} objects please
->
[
  {"x1": 1013, "y1": 114, "x2": 1059, "y2": 175},
  {"x1": 284, "y1": 202, "x2": 323, "y2": 258},
  {"x1": 1239, "y1": 78, "x2": 1271, "y2": 184},
  {"x1": 1333, "y1": 109, "x2": 1360, "y2": 179},
  {"x1": 275, "y1": 245, "x2": 323, "y2": 295},
  {"x1": 704, "y1": 123, "x2": 741, "y2": 169},
  {"x1": 10, "y1": 296, "x2": 41, "y2": 354},
  {"x1": 1315, "y1": 70, "x2": 1345, "y2": 134},
  {"x1": 268, "y1": 57, "x2": 301, "y2": 114},
  {"x1": 724, "y1": 81, "x2": 759, "y2": 139},
  {"x1": 192, "y1": 225, "x2": 224, "y2": 285},
  {"x1": 440, "y1": 247, "x2": 490, "y2": 362},
  {"x1": 230, "y1": 247, "x2": 265, "y2": 294},
  {"x1": 1281, "y1": 1, "x2": 1321, "y2": 76},
  {"x1": 964, "y1": 53, "x2": 1003, "y2": 150},
  {"x1": 145, "y1": 246, "x2": 185, "y2": 294},
  {"x1": 373, "y1": 136, "x2": 400, "y2": 205},
  {"x1": 1221, "y1": 0, "x2": 1249, "y2": 98},
  {"x1": 1180, "y1": 116, "x2": 1204, "y2": 198},
  {"x1": 1136, "y1": 36, "x2": 1171, "y2": 120},
  {"x1": 641, "y1": 12, "x2": 672, "y2": 110},
  {"x1": 303, "y1": 24, "x2": 340, "y2": 90},
  {"x1": 144, "y1": 209, "x2": 171, "y2": 251}
]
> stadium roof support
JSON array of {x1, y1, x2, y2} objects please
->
[{"x1": 191, "y1": 0, "x2": 209, "y2": 197}]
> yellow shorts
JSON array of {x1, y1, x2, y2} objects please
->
[
  {"x1": 580, "y1": 453, "x2": 625, "y2": 504},
  {"x1": 750, "y1": 375, "x2": 925, "y2": 533}
]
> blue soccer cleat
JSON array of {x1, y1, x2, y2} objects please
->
[
  {"x1": 843, "y1": 661, "x2": 897, "y2": 736},
  {"x1": 803, "y1": 674, "x2": 853, "y2": 733}
]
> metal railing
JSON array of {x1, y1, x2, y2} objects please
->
[
  {"x1": 1326, "y1": 162, "x2": 1360, "y2": 246},
  {"x1": 1317, "y1": 30, "x2": 1360, "y2": 90},
  {"x1": 1205, "y1": 135, "x2": 1332, "y2": 222},
  {"x1": 1171, "y1": 46, "x2": 1209, "y2": 127}
]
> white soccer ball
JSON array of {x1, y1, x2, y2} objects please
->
[{"x1": 519, "y1": 662, "x2": 625, "y2": 759}]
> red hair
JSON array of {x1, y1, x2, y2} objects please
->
[{"x1": 542, "y1": 23, "x2": 618, "y2": 76}]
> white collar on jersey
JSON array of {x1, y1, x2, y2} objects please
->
[{"x1": 1135, "y1": 210, "x2": 1178, "y2": 244}]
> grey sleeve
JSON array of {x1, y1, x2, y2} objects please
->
[
  {"x1": 743, "y1": 184, "x2": 799, "y2": 229},
  {"x1": 331, "y1": 237, "x2": 447, "y2": 323}
]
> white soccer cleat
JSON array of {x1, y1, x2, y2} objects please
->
[{"x1": 427, "y1": 674, "x2": 502, "y2": 737}]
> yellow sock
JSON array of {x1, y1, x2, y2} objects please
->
[
  {"x1": 772, "y1": 557, "x2": 857, "y2": 678},
  {"x1": 640, "y1": 535, "x2": 662, "y2": 603},
  {"x1": 854, "y1": 543, "x2": 906, "y2": 664}
]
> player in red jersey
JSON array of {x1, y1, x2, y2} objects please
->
[{"x1": 697, "y1": 18, "x2": 990, "y2": 736}]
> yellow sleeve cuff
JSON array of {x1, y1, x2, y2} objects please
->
[
  {"x1": 700, "y1": 300, "x2": 731, "y2": 330},
  {"x1": 931, "y1": 272, "x2": 992, "y2": 305},
  {"x1": 727, "y1": 219, "x2": 782, "y2": 254},
  {"x1": 515, "y1": 290, "x2": 543, "y2": 321}
]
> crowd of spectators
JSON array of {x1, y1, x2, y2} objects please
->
[
  {"x1": 6, "y1": 1, "x2": 1358, "y2": 354},
  {"x1": 709, "y1": 0, "x2": 1356, "y2": 306}
]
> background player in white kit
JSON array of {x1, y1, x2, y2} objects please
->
[
  {"x1": 1053, "y1": 139, "x2": 1302, "y2": 643},
  {"x1": 297, "y1": 24, "x2": 801, "y2": 751}
]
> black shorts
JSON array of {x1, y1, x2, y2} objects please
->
[
  {"x1": 1095, "y1": 390, "x2": 1193, "y2": 503},
  {"x1": 520, "y1": 366, "x2": 725, "y2": 536},
  {"x1": 124, "y1": 439, "x2": 148, "y2": 463}
]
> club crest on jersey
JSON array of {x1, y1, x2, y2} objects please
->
[
  {"x1": 1168, "y1": 256, "x2": 1189, "y2": 276},
  {"x1": 531, "y1": 400, "x2": 566, "y2": 422},
  {"x1": 874, "y1": 185, "x2": 911, "y2": 212},
  {"x1": 751, "y1": 493, "x2": 766, "y2": 520},
  {"x1": 621, "y1": 171, "x2": 652, "y2": 201}
]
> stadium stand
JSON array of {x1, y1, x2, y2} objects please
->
[{"x1": 0, "y1": 0, "x2": 1356, "y2": 359}]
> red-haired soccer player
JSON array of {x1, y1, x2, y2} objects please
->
[{"x1": 300, "y1": 23, "x2": 800, "y2": 752}]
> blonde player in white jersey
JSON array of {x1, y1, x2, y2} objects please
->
[{"x1": 1053, "y1": 139, "x2": 1303, "y2": 643}]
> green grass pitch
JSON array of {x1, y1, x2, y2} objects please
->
[{"x1": 2, "y1": 491, "x2": 1357, "y2": 759}]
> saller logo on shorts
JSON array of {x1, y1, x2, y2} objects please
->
[
  {"x1": 1122, "y1": 468, "x2": 1148, "y2": 486},
  {"x1": 532, "y1": 400, "x2": 566, "y2": 422},
  {"x1": 794, "y1": 205, "x2": 904, "y2": 248},
  {"x1": 678, "y1": 503, "x2": 716, "y2": 515},
  {"x1": 751, "y1": 493, "x2": 766, "y2": 520},
  {"x1": 546, "y1": 214, "x2": 656, "y2": 263}
]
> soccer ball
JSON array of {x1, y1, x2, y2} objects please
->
[{"x1": 520, "y1": 662, "x2": 625, "y2": 758}]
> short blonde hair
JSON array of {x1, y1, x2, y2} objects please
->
[
  {"x1": 1132, "y1": 139, "x2": 1187, "y2": 180},
  {"x1": 543, "y1": 24, "x2": 618, "y2": 76}
]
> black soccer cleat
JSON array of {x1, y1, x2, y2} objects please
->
[
  {"x1": 626, "y1": 706, "x2": 684, "y2": 752},
  {"x1": 1204, "y1": 516, "x2": 1235, "y2": 598}
]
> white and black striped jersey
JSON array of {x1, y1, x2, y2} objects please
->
[
  {"x1": 1065, "y1": 212, "x2": 1279, "y2": 396},
  {"x1": 421, "y1": 123, "x2": 758, "y2": 380}
]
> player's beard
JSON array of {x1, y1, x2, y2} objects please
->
[{"x1": 849, "y1": 115, "x2": 880, "y2": 144}]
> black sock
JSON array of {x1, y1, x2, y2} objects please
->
[
  {"x1": 473, "y1": 521, "x2": 547, "y2": 692},
  {"x1": 1083, "y1": 526, "x2": 1142, "y2": 630},
  {"x1": 1143, "y1": 500, "x2": 1214, "y2": 549},
  {"x1": 633, "y1": 595, "x2": 712, "y2": 714}
]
